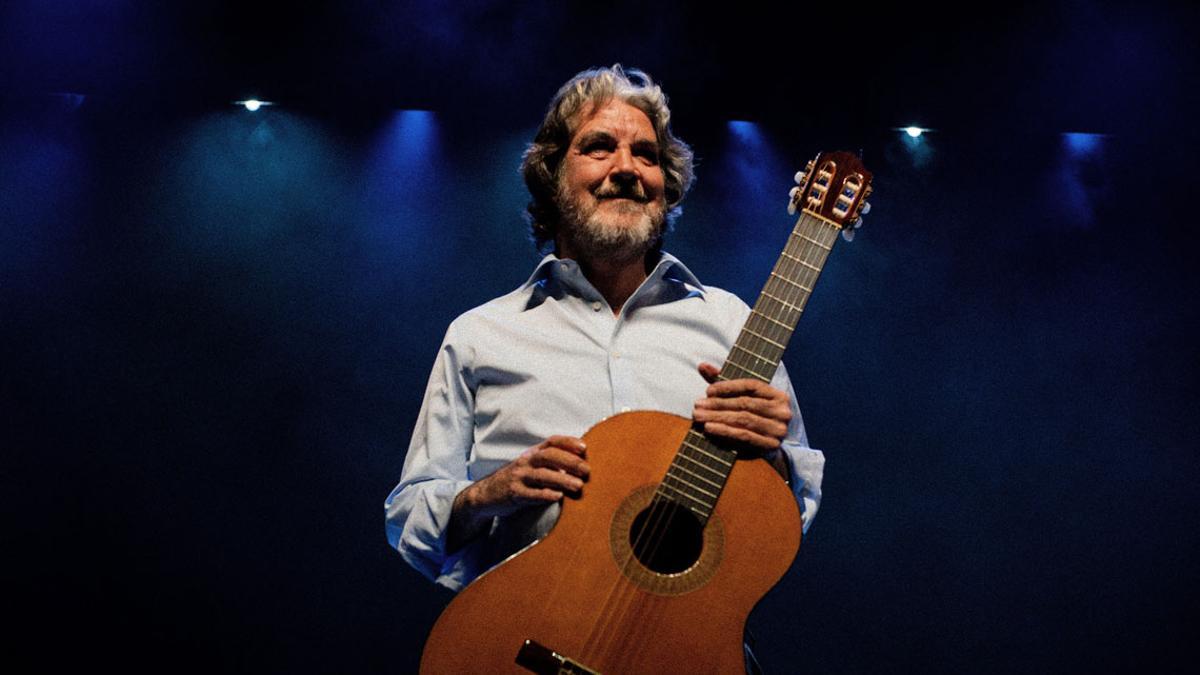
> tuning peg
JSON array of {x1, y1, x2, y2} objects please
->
[
  {"x1": 841, "y1": 218, "x2": 863, "y2": 243},
  {"x1": 793, "y1": 170, "x2": 806, "y2": 185},
  {"x1": 787, "y1": 186, "x2": 800, "y2": 215},
  {"x1": 860, "y1": 201, "x2": 871, "y2": 215}
]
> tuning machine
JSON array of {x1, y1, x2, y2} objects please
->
[
  {"x1": 842, "y1": 186, "x2": 873, "y2": 242},
  {"x1": 852, "y1": 185, "x2": 873, "y2": 220},
  {"x1": 787, "y1": 160, "x2": 816, "y2": 215}
]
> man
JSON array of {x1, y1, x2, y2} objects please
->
[{"x1": 385, "y1": 65, "x2": 823, "y2": 598}]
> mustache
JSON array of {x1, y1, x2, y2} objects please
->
[{"x1": 594, "y1": 183, "x2": 648, "y2": 202}]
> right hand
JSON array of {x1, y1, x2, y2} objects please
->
[{"x1": 458, "y1": 435, "x2": 590, "y2": 520}]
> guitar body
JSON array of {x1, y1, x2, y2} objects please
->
[{"x1": 420, "y1": 411, "x2": 801, "y2": 674}]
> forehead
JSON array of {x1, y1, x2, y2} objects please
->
[{"x1": 571, "y1": 99, "x2": 657, "y2": 143}]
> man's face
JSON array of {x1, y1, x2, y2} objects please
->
[{"x1": 554, "y1": 99, "x2": 667, "y2": 264}]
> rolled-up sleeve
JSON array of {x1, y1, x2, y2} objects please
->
[{"x1": 384, "y1": 325, "x2": 476, "y2": 585}]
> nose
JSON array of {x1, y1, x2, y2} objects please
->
[{"x1": 609, "y1": 146, "x2": 639, "y2": 185}]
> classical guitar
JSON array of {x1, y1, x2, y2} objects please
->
[{"x1": 420, "y1": 151, "x2": 873, "y2": 674}]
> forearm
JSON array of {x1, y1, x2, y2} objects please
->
[{"x1": 446, "y1": 484, "x2": 491, "y2": 554}]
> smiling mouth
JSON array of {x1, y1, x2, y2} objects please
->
[{"x1": 597, "y1": 194, "x2": 646, "y2": 204}]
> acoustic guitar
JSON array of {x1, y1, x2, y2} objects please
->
[{"x1": 420, "y1": 151, "x2": 873, "y2": 674}]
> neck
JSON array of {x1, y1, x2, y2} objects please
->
[{"x1": 556, "y1": 241, "x2": 652, "y2": 315}]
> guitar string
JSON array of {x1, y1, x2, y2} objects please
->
[
  {"x1": 592, "y1": 214, "x2": 833, "y2": 664},
  {"x1": 579, "y1": 213, "x2": 838, "y2": 667},
  {"x1": 604, "y1": 215, "x2": 834, "y2": 666},
  {"x1": 596, "y1": 213, "x2": 833, "y2": 637},
  {"x1": 579, "y1": 213, "x2": 835, "y2": 667}
]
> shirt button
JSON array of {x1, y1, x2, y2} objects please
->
[
  {"x1": 561, "y1": 262, "x2": 569, "y2": 270},
  {"x1": 612, "y1": 352, "x2": 620, "y2": 359},
  {"x1": 591, "y1": 301, "x2": 602, "y2": 311}
]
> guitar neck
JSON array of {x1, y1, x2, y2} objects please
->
[
  {"x1": 654, "y1": 211, "x2": 841, "y2": 523},
  {"x1": 654, "y1": 150, "x2": 871, "y2": 525},
  {"x1": 720, "y1": 211, "x2": 841, "y2": 383}
]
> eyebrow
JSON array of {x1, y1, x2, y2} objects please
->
[
  {"x1": 574, "y1": 131, "x2": 660, "y2": 154},
  {"x1": 575, "y1": 131, "x2": 615, "y2": 148}
]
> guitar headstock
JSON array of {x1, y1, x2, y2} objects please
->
[{"x1": 788, "y1": 151, "x2": 873, "y2": 230}]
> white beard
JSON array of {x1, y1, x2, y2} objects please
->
[{"x1": 555, "y1": 185, "x2": 666, "y2": 265}]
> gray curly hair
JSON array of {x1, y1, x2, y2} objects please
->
[{"x1": 521, "y1": 65, "x2": 695, "y2": 251}]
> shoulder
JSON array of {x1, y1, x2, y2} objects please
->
[
  {"x1": 442, "y1": 279, "x2": 535, "y2": 346},
  {"x1": 657, "y1": 251, "x2": 751, "y2": 317},
  {"x1": 700, "y1": 284, "x2": 751, "y2": 314}
]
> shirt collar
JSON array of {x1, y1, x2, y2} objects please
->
[{"x1": 521, "y1": 250, "x2": 707, "y2": 299}]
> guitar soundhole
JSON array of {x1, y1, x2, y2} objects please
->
[{"x1": 629, "y1": 499, "x2": 703, "y2": 574}]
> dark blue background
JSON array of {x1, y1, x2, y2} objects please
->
[{"x1": 3, "y1": 1, "x2": 1197, "y2": 672}]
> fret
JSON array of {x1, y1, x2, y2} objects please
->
[
  {"x1": 662, "y1": 473, "x2": 715, "y2": 504},
  {"x1": 662, "y1": 468, "x2": 717, "y2": 496},
  {"x1": 760, "y1": 290, "x2": 804, "y2": 314},
  {"x1": 652, "y1": 491, "x2": 709, "y2": 520},
  {"x1": 768, "y1": 271, "x2": 813, "y2": 293},
  {"x1": 681, "y1": 439, "x2": 733, "y2": 467},
  {"x1": 800, "y1": 209, "x2": 844, "y2": 230},
  {"x1": 668, "y1": 463, "x2": 723, "y2": 491},
  {"x1": 749, "y1": 310, "x2": 793, "y2": 332},
  {"x1": 715, "y1": 362, "x2": 772, "y2": 384},
  {"x1": 780, "y1": 251, "x2": 822, "y2": 273},
  {"x1": 741, "y1": 326, "x2": 787, "y2": 351},
  {"x1": 790, "y1": 230, "x2": 832, "y2": 251},
  {"x1": 731, "y1": 343, "x2": 774, "y2": 366},
  {"x1": 723, "y1": 358, "x2": 772, "y2": 382},
  {"x1": 657, "y1": 481, "x2": 715, "y2": 513},
  {"x1": 676, "y1": 452, "x2": 728, "y2": 481}
]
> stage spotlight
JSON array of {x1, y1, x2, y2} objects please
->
[
  {"x1": 891, "y1": 125, "x2": 934, "y2": 168},
  {"x1": 1062, "y1": 132, "x2": 1105, "y2": 158},
  {"x1": 727, "y1": 120, "x2": 763, "y2": 143},
  {"x1": 235, "y1": 99, "x2": 273, "y2": 112}
]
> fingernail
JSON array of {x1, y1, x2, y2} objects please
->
[{"x1": 570, "y1": 478, "x2": 583, "y2": 490}]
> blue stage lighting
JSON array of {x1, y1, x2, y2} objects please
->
[
  {"x1": 905, "y1": 126, "x2": 924, "y2": 138},
  {"x1": 1062, "y1": 132, "x2": 1103, "y2": 157}
]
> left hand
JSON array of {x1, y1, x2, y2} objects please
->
[{"x1": 692, "y1": 362, "x2": 792, "y2": 454}]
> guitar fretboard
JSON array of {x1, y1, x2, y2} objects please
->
[{"x1": 654, "y1": 211, "x2": 842, "y2": 523}]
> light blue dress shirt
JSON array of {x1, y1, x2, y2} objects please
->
[{"x1": 385, "y1": 251, "x2": 825, "y2": 591}]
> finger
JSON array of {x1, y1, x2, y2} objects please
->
[
  {"x1": 510, "y1": 485, "x2": 564, "y2": 504},
  {"x1": 705, "y1": 378, "x2": 788, "y2": 402},
  {"x1": 701, "y1": 420, "x2": 783, "y2": 453},
  {"x1": 541, "y1": 435, "x2": 588, "y2": 457},
  {"x1": 694, "y1": 394, "x2": 792, "y2": 420},
  {"x1": 523, "y1": 467, "x2": 585, "y2": 494},
  {"x1": 697, "y1": 362, "x2": 721, "y2": 384},
  {"x1": 529, "y1": 447, "x2": 591, "y2": 479},
  {"x1": 692, "y1": 408, "x2": 789, "y2": 440}
]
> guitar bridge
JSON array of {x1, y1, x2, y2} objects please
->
[{"x1": 515, "y1": 639, "x2": 601, "y2": 675}]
